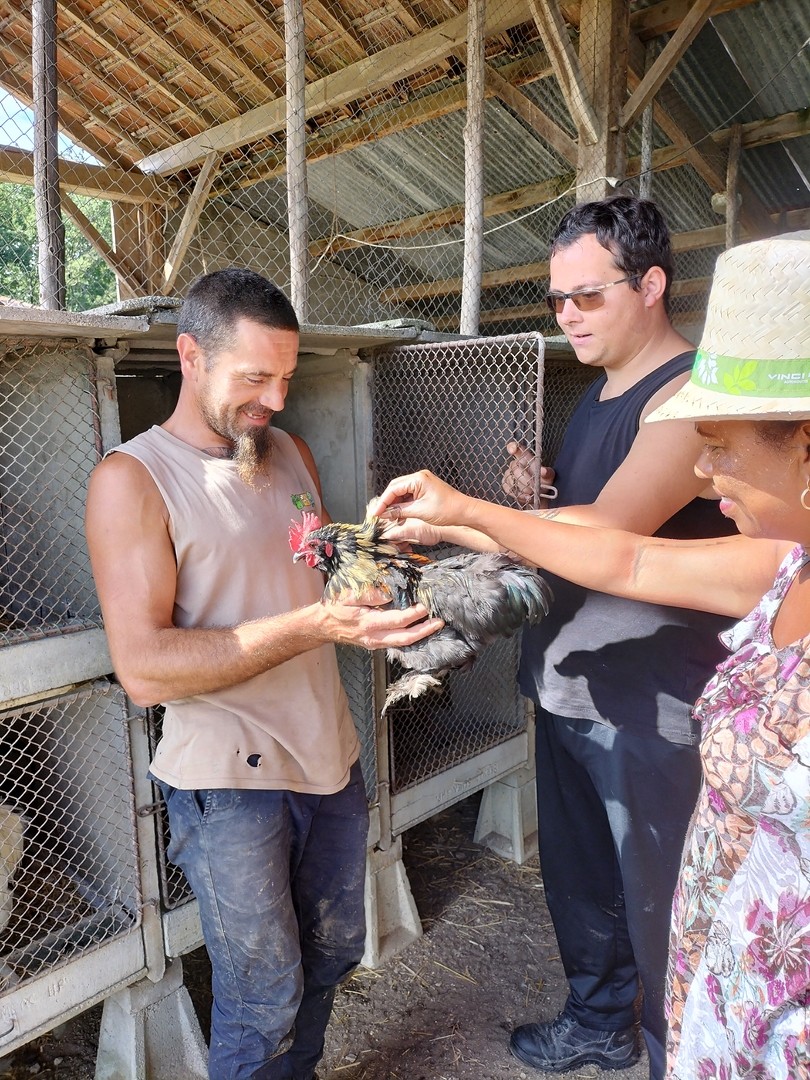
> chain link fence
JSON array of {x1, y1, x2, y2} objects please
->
[
  {"x1": 1, "y1": 2, "x2": 805, "y2": 329},
  {"x1": 0, "y1": 337, "x2": 102, "y2": 645},
  {"x1": 369, "y1": 333, "x2": 591, "y2": 795},
  {"x1": 0, "y1": 681, "x2": 140, "y2": 992}
]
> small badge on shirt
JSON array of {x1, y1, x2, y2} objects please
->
[{"x1": 291, "y1": 491, "x2": 315, "y2": 510}]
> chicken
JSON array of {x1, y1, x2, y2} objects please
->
[{"x1": 289, "y1": 512, "x2": 553, "y2": 713}]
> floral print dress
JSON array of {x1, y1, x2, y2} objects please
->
[{"x1": 667, "y1": 544, "x2": 810, "y2": 1079}]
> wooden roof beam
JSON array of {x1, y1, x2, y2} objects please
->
[
  {"x1": 61, "y1": 192, "x2": 150, "y2": 294},
  {"x1": 484, "y1": 63, "x2": 578, "y2": 165},
  {"x1": 632, "y1": 0, "x2": 761, "y2": 42},
  {"x1": 136, "y1": 0, "x2": 534, "y2": 175},
  {"x1": 162, "y1": 151, "x2": 221, "y2": 294},
  {"x1": 309, "y1": 174, "x2": 575, "y2": 257},
  {"x1": 0, "y1": 51, "x2": 133, "y2": 168},
  {"x1": 378, "y1": 206, "x2": 810, "y2": 303},
  {"x1": 111, "y1": 0, "x2": 246, "y2": 114},
  {"x1": 220, "y1": 50, "x2": 555, "y2": 191},
  {"x1": 0, "y1": 144, "x2": 177, "y2": 204},
  {"x1": 157, "y1": 0, "x2": 316, "y2": 95},
  {"x1": 621, "y1": 0, "x2": 715, "y2": 130},
  {"x1": 526, "y1": 0, "x2": 599, "y2": 142}
]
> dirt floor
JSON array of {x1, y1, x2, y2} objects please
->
[{"x1": 0, "y1": 793, "x2": 649, "y2": 1080}]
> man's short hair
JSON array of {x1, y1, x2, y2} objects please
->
[
  {"x1": 177, "y1": 268, "x2": 300, "y2": 361},
  {"x1": 550, "y1": 196, "x2": 674, "y2": 311}
]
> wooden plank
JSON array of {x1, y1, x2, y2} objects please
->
[
  {"x1": 621, "y1": 0, "x2": 715, "y2": 129},
  {"x1": 725, "y1": 123, "x2": 742, "y2": 249},
  {"x1": 526, "y1": 0, "x2": 599, "y2": 142},
  {"x1": 0, "y1": 65, "x2": 130, "y2": 169},
  {"x1": 379, "y1": 209, "x2": 810, "y2": 304},
  {"x1": 62, "y1": 192, "x2": 149, "y2": 295},
  {"x1": 111, "y1": 201, "x2": 142, "y2": 299},
  {"x1": 627, "y1": 34, "x2": 776, "y2": 238},
  {"x1": 136, "y1": 0, "x2": 533, "y2": 175},
  {"x1": 484, "y1": 63, "x2": 578, "y2": 165},
  {"x1": 576, "y1": 0, "x2": 628, "y2": 199},
  {"x1": 162, "y1": 153, "x2": 221, "y2": 294},
  {"x1": 309, "y1": 173, "x2": 575, "y2": 257},
  {"x1": 58, "y1": 0, "x2": 225, "y2": 126},
  {"x1": 0, "y1": 145, "x2": 177, "y2": 204},
  {"x1": 141, "y1": 201, "x2": 165, "y2": 294},
  {"x1": 284, "y1": 0, "x2": 309, "y2": 320},
  {"x1": 223, "y1": 50, "x2": 555, "y2": 191},
  {"x1": 32, "y1": 0, "x2": 65, "y2": 309},
  {"x1": 460, "y1": 0, "x2": 486, "y2": 336},
  {"x1": 632, "y1": 0, "x2": 760, "y2": 42}
]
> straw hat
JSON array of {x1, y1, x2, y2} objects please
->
[{"x1": 647, "y1": 230, "x2": 810, "y2": 423}]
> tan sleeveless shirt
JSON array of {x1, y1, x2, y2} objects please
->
[{"x1": 114, "y1": 425, "x2": 359, "y2": 794}]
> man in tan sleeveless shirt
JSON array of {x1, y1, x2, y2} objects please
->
[{"x1": 85, "y1": 269, "x2": 441, "y2": 1080}]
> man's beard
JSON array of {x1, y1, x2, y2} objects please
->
[
  {"x1": 232, "y1": 425, "x2": 272, "y2": 487},
  {"x1": 200, "y1": 395, "x2": 273, "y2": 487}
]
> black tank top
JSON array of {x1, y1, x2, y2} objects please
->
[{"x1": 519, "y1": 351, "x2": 736, "y2": 744}]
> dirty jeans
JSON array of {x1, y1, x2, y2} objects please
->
[{"x1": 152, "y1": 761, "x2": 368, "y2": 1080}]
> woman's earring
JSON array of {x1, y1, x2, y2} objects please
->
[{"x1": 802, "y1": 478, "x2": 810, "y2": 511}]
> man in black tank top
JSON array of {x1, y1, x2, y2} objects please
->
[{"x1": 505, "y1": 198, "x2": 735, "y2": 1080}]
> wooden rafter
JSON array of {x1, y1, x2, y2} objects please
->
[
  {"x1": 484, "y1": 63, "x2": 577, "y2": 165},
  {"x1": 526, "y1": 0, "x2": 599, "y2": 143},
  {"x1": 378, "y1": 207, "x2": 810, "y2": 304},
  {"x1": 162, "y1": 152, "x2": 221, "y2": 294},
  {"x1": 0, "y1": 145, "x2": 177, "y2": 203},
  {"x1": 136, "y1": 0, "x2": 534, "y2": 175},
  {"x1": 62, "y1": 192, "x2": 149, "y2": 295},
  {"x1": 220, "y1": 50, "x2": 555, "y2": 191},
  {"x1": 632, "y1": 0, "x2": 760, "y2": 42},
  {"x1": 621, "y1": 0, "x2": 715, "y2": 130},
  {"x1": 111, "y1": 0, "x2": 246, "y2": 114},
  {"x1": 0, "y1": 19, "x2": 152, "y2": 161},
  {"x1": 157, "y1": 0, "x2": 299, "y2": 97},
  {"x1": 0, "y1": 54, "x2": 129, "y2": 168}
]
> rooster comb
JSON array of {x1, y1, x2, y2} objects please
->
[{"x1": 288, "y1": 511, "x2": 322, "y2": 552}]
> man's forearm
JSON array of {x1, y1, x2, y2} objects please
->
[{"x1": 114, "y1": 604, "x2": 331, "y2": 707}]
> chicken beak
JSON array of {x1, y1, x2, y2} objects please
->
[{"x1": 292, "y1": 551, "x2": 304, "y2": 563}]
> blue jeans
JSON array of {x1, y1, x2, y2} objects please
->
[{"x1": 153, "y1": 761, "x2": 369, "y2": 1080}]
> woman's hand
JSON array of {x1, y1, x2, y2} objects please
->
[{"x1": 368, "y1": 470, "x2": 473, "y2": 531}]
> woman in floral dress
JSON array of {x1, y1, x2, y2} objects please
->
[{"x1": 369, "y1": 231, "x2": 810, "y2": 1078}]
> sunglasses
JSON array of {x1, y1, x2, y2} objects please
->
[{"x1": 544, "y1": 274, "x2": 639, "y2": 314}]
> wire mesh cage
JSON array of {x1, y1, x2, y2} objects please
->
[
  {"x1": 0, "y1": 338, "x2": 102, "y2": 645},
  {"x1": 370, "y1": 333, "x2": 538, "y2": 795},
  {"x1": 0, "y1": 681, "x2": 140, "y2": 993}
]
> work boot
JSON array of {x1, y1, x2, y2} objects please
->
[{"x1": 509, "y1": 1011, "x2": 640, "y2": 1073}]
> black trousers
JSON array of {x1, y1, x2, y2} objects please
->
[{"x1": 534, "y1": 710, "x2": 702, "y2": 1080}]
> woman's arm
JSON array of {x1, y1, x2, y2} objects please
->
[{"x1": 370, "y1": 470, "x2": 788, "y2": 618}]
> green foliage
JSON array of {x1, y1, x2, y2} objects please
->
[{"x1": 0, "y1": 182, "x2": 117, "y2": 311}]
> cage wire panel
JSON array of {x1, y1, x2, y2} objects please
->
[
  {"x1": 369, "y1": 333, "x2": 540, "y2": 796},
  {"x1": 0, "y1": 339, "x2": 102, "y2": 645},
  {"x1": 0, "y1": 681, "x2": 140, "y2": 991}
]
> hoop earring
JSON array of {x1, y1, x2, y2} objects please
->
[{"x1": 802, "y1": 479, "x2": 810, "y2": 511}]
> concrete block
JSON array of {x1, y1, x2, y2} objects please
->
[{"x1": 362, "y1": 838, "x2": 422, "y2": 968}]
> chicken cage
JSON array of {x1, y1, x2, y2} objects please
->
[{"x1": 0, "y1": 308, "x2": 595, "y2": 1073}]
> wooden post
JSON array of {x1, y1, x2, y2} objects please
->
[
  {"x1": 575, "y1": 0, "x2": 628, "y2": 202},
  {"x1": 460, "y1": 0, "x2": 485, "y2": 337},
  {"x1": 32, "y1": 0, "x2": 65, "y2": 309},
  {"x1": 725, "y1": 123, "x2": 742, "y2": 249},
  {"x1": 284, "y1": 0, "x2": 309, "y2": 322}
]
